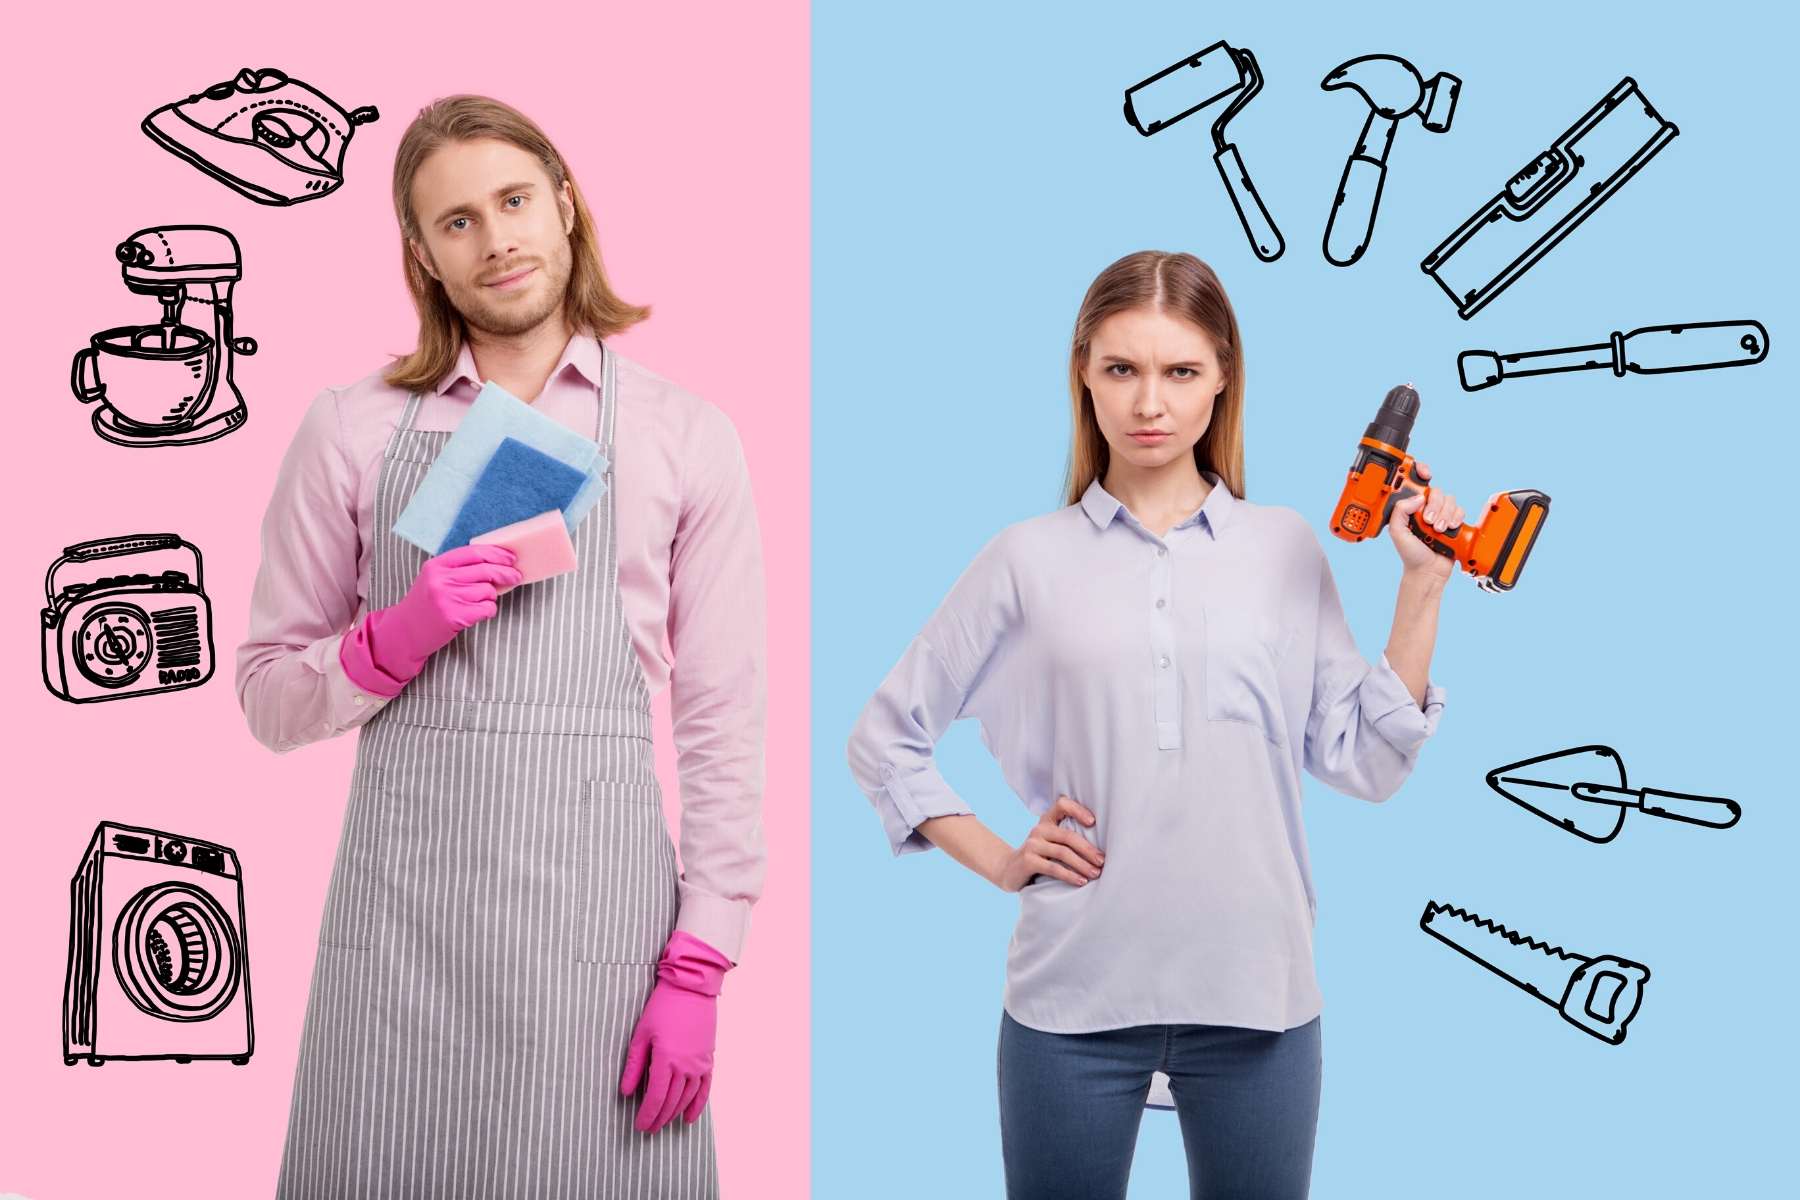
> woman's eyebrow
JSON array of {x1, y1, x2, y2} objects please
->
[{"x1": 1100, "y1": 354, "x2": 1208, "y2": 369}]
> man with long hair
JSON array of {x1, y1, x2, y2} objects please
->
[{"x1": 237, "y1": 95, "x2": 765, "y2": 1197}]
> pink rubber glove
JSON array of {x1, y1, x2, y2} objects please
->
[
  {"x1": 339, "y1": 544, "x2": 521, "y2": 696},
  {"x1": 619, "y1": 930, "x2": 732, "y2": 1133}
]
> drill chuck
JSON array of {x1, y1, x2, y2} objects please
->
[{"x1": 1363, "y1": 383, "x2": 1420, "y2": 451}]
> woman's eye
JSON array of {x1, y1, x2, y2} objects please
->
[
  {"x1": 1107, "y1": 364, "x2": 1134, "y2": 377},
  {"x1": 1170, "y1": 367, "x2": 1196, "y2": 379}
]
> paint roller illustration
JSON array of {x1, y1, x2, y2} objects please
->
[{"x1": 1124, "y1": 41, "x2": 1285, "y2": 262}]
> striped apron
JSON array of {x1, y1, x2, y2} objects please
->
[{"x1": 276, "y1": 346, "x2": 718, "y2": 1198}]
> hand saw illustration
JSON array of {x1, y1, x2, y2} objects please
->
[{"x1": 1420, "y1": 901, "x2": 1649, "y2": 1044}]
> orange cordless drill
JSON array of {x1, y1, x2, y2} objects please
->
[{"x1": 1330, "y1": 384, "x2": 1550, "y2": 592}]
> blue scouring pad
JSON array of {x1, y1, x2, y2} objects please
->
[{"x1": 437, "y1": 437, "x2": 588, "y2": 554}]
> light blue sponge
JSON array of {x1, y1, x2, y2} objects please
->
[{"x1": 393, "y1": 381, "x2": 609, "y2": 554}]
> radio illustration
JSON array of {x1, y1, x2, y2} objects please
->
[{"x1": 41, "y1": 533, "x2": 215, "y2": 703}]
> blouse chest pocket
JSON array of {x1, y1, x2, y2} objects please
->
[{"x1": 1202, "y1": 602, "x2": 1295, "y2": 745}]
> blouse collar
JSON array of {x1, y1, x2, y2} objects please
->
[{"x1": 1079, "y1": 471, "x2": 1236, "y2": 539}]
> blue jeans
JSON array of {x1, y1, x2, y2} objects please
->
[{"x1": 997, "y1": 1010, "x2": 1322, "y2": 1199}]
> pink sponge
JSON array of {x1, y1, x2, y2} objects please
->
[{"x1": 472, "y1": 509, "x2": 578, "y2": 593}]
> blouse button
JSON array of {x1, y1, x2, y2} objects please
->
[
  {"x1": 1155, "y1": 598, "x2": 1166, "y2": 609},
  {"x1": 1156, "y1": 546, "x2": 1168, "y2": 557},
  {"x1": 1159, "y1": 656, "x2": 1171, "y2": 669}
]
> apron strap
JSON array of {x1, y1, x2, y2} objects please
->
[
  {"x1": 388, "y1": 388, "x2": 426, "y2": 451},
  {"x1": 596, "y1": 340, "x2": 617, "y2": 459}
]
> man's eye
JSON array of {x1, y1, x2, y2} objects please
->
[
  {"x1": 507, "y1": 194, "x2": 525, "y2": 208},
  {"x1": 449, "y1": 217, "x2": 469, "y2": 232}
]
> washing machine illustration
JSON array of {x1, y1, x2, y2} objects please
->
[{"x1": 63, "y1": 821, "x2": 254, "y2": 1066}]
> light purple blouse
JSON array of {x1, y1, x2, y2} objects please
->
[{"x1": 846, "y1": 474, "x2": 1445, "y2": 1034}]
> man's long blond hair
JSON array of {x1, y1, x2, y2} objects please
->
[
  {"x1": 1063, "y1": 251, "x2": 1247, "y2": 506},
  {"x1": 383, "y1": 95, "x2": 648, "y2": 393}
]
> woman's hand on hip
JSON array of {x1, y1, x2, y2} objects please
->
[
  {"x1": 996, "y1": 795, "x2": 1104, "y2": 893},
  {"x1": 1387, "y1": 460, "x2": 1463, "y2": 582}
]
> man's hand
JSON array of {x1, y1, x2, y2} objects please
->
[{"x1": 619, "y1": 931, "x2": 731, "y2": 1133}]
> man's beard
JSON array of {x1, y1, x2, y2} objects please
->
[{"x1": 442, "y1": 243, "x2": 573, "y2": 338}]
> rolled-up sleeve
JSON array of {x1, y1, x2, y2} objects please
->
[
  {"x1": 847, "y1": 533, "x2": 1017, "y2": 856},
  {"x1": 1302, "y1": 549, "x2": 1446, "y2": 802},
  {"x1": 666, "y1": 404, "x2": 767, "y2": 965},
  {"x1": 234, "y1": 388, "x2": 389, "y2": 753}
]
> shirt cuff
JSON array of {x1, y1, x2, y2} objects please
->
[
  {"x1": 1364, "y1": 652, "x2": 1447, "y2": 756},
  {"x1": 676, "y1": 887, "x2": 752, "y2": 967},
  {"x1": 874, "y1": 762, "x2": 975, "y2": 857},
  {"x1": 318, "y1": 632, "x2": 392, "y2": 736}
]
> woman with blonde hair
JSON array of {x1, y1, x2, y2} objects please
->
[{"x1": 848, "y1": 250, "x2": 1457, "y2": 1198}]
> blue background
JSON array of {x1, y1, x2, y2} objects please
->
[{"x1": 812, "y1": 1, "x2": 1796, "y2": 1194}]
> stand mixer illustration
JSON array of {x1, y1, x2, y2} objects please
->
[{"x1": 70, "y1": 225, "x2": 257, "y2": 448}]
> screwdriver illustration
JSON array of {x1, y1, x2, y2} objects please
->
[
  {"x1": 1420, "y1": 901, "x2": 1650, "y2": 1045},
  {"x1": 1459, "y1": 318, "x2": 1769, "y2": 391}
]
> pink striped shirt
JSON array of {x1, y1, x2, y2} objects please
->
[{"x1": 234, "y1": 333, "x2": 766, "y2": 962}]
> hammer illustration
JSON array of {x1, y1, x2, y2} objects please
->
[{"x1": 1321, "y1": 55, "x2": 1460, "y2": 267}]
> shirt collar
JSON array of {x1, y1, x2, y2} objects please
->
[
  {"x1": 432, "y1": 330, "x2": 605, "y2": 397},
  {"x1": 1079, "y1": 472, "x2": 1236, "y2": 539}
]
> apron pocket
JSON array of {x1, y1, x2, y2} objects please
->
[
  {"x1": 318, "y1": 766, "x2": 389, "y2": 950},
  {"x1": 574, "y1": 779, "x2": 680, "y2": 965},
  {"x1": 1203, "y1": 603, "x2": 1295, "y2": 745}
]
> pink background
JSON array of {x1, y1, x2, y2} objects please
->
[{"x1": 2, "y1": 2, "x2": 809, "y2": 1196}]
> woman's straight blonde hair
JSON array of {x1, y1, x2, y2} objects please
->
[
  {"x1": 383, "y1": 95, "x2": 649, "y2": 394},
  {"x1": 1063, "y1": 251, "x2": 1247, "y2": 506}
]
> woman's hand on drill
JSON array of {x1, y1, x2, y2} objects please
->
[
  {"x1": 995, "y1": 795, "x2": 1105, "y2": 892},
  {"x1": 339, "y1": 544, "x2": 522, "y2": 695},
  {"x1": 1387, "y1": 460, "x2": 1464, "y2": 581}
]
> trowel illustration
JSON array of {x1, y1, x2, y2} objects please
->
[{"x1": 1485, "y1": 744, "x2": 1740, "y2": 844}]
